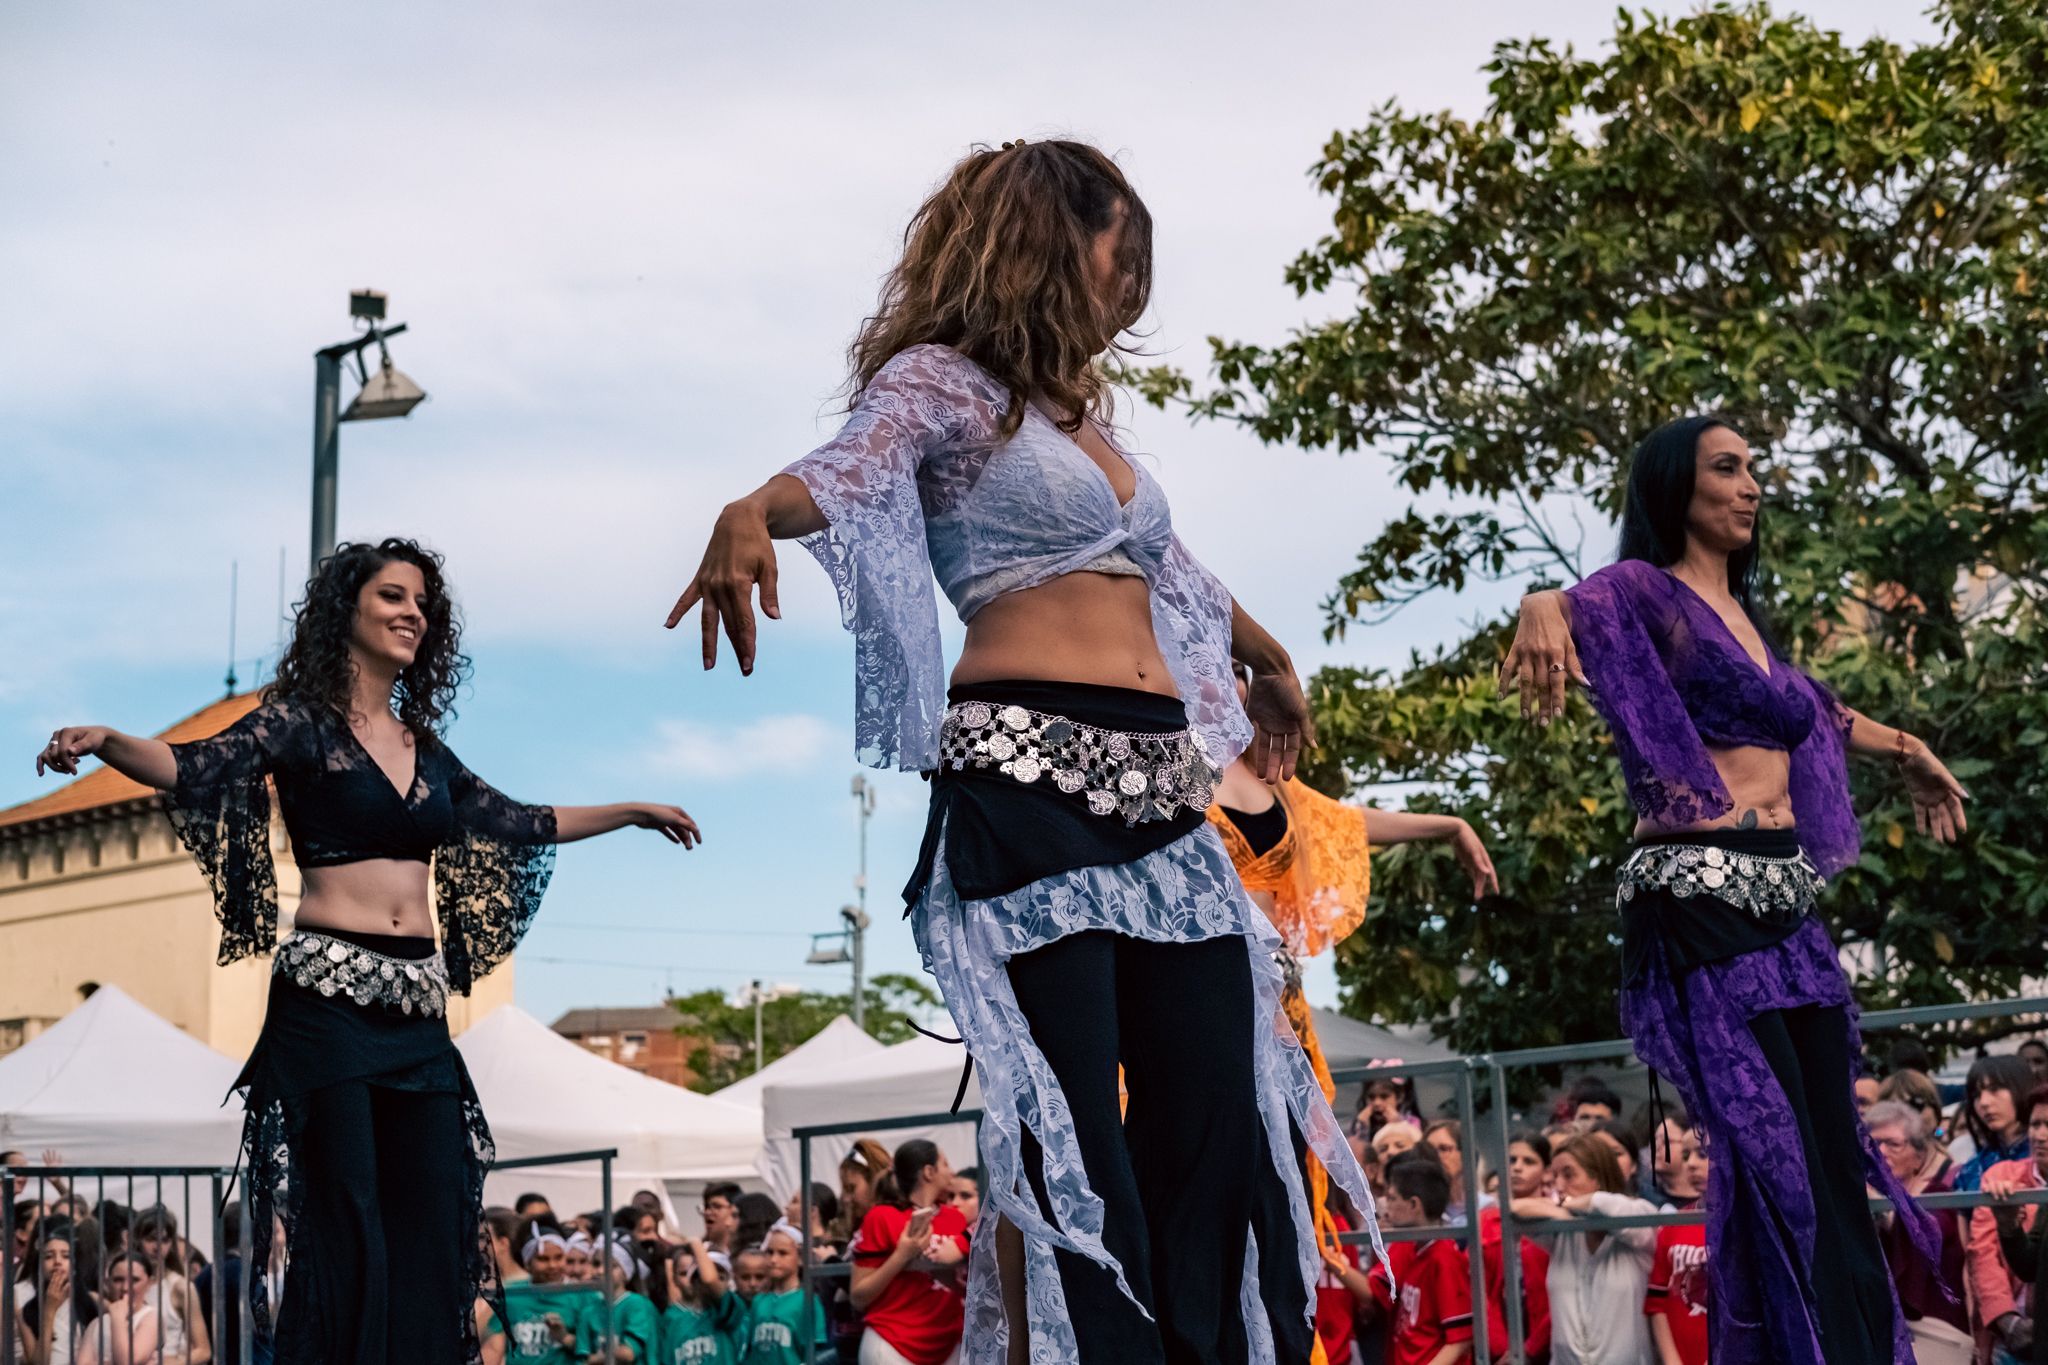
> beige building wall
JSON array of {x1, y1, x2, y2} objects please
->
[{"x1": 0, "y1": 802, "x2": 512, "y2": 1060}]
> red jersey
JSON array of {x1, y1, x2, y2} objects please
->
[
  {"x1": 1315, "y1": 1214, "x2": 1360, "y2": 1363},
  {"x1": 1479, "y1": 1204, "x2": 1551, "y2": 1360},
  {"x1": 1644, "y1": 1222, "x2": 1710, "y2": 1365},
  {"x1": 851, "y1": 1204, "x2": 970, "y2": 1365},
  {"x1": 1368, "y1": 1237, "x2": 1474, "y2": 1365}
]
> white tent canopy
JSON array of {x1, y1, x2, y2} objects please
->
[
  {"x1": 457, "y1": 1005, "x2": 762, "y2": 1221},
  {"x1": 0, "y1": 984, "x2": 244, "y2": 1166},
  {"x1": 758, "y1": 1033, "x2": 980, "y2": 1201},
  {"x1": 712, "y1": 1014, "x2": 885, "y2": 1110}
]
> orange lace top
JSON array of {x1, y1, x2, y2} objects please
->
[{"x1": 1206, "y1": 777, "x2": 1371, "y2": 957}]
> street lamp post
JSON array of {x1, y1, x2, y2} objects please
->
[{"x1": 310, "y1": 289, "x2": 428, "y2": 568}]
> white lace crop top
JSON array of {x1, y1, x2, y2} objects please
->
[{"x1": 781, "y1": 343, "x2": 1252, "y2": 773}]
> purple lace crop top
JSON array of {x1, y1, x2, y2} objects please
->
[
  {"x1": 781, "y1": 344, "x2": 1251, "y2": 773},
  {"x1": 1564, "y1": 559, "x2": 1861, "y2": 876}
]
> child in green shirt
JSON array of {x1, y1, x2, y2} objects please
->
[
  {"x1": 500, "y1": 1222, "x2": 601, "y2": 1365},
  {"x1": 658, "y1": 1239, "x2": 748, "y2": 1364},
  {"x1": 579, "y1": 1236, "x2": 662, "y2": 1363},
  {"x1": 742, "y1": 1224, "x2": 833, "y2": 1365}
]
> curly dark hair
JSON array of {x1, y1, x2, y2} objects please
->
[{"x1": 266, "y1": 538, "x2": 469, "y2": 736}]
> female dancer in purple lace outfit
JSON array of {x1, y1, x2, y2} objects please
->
[{"x1": 1502, "y1": 417, "x2": 1968, "y2": 1365}]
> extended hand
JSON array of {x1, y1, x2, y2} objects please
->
[
  {"x1": 1899, "y1": 741, "x2": 1968, "y2": 844},
  {"x1": 36, "y1": 727, "x2": 108, "y2": 777},
  {"x1": 1243, "y1": 671, "x2": 1314, "y2": 785},
  {"x1": 1452, "y1": 821, "x2": 1500, "y2": 899},
  {"x1": 924, "y1": 1234, "x2": 965, "y2": 1266},
  {"x1": 666, "y1": 500, "x2": 781, "y2": 674},
  {"x1": 1498, "y1": 591, "x2": 1585, "y2": 726},
  {"x1": 627, "y1": 803, "x2": 703, "y2": 848},
  {"x1": 897, "y1": 1207, "x2": 936, "y2": 1252}
]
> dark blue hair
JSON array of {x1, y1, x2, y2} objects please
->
[{"x1": 1618, "y1": 415, "x2": 1770, "y2": 637}]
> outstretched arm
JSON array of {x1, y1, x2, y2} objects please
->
[
  {"x1": 1837, "y1": 705, "x2": 1967, "y2": 843},
  {"x1": 1368, "y1": 810, "x2": 1500, "y2": 899},
  {"x1": 665, "y1": 474, "x2": 826, "y2": 675},
  {"x1": 36, "y1": 727, "x2": 177, "y2": 789},
  {"x1": 549, "y1": 804, "x2": 701, "y2": 848}
]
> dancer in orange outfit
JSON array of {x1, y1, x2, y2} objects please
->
[{"x1": 1209, "y1": 672, "x2": 1498, "y2": 1364}]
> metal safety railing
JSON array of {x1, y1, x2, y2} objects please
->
[
  {"x1": 1, "y1": 1147, "x2": 616, "y2": 1365},
  {"x1": 1329, "y1": 992, "x2": 2048, "y2": 1364},
  {"x1": 793, "y1": 1108, "x2": 985, "y2": 1365}
]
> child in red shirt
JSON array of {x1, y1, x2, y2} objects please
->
[
  {"x1": 1644, "y1": 1129, "x2": 1710, "y2": 1365},
  {"x1": 1360, "y1": 1154, "x2": 1475, "y2": 1365},
  {"x1": 850, "y1": 1138, "x2": 970, "y2": 1365}
]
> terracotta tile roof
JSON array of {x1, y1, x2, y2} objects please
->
[{"x1": 0, "y1": 692, "x2": 265, "y2": 831}]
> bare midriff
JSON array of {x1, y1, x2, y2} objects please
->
[
  {"x1": 295, "y1": 860, "x2": 437, "y2": 939},
  {"x1": 1633, "y1": 744, "x2": 1796, "y2": 839},
  {"x1": 952, "y1": 572, "x2": 1179, "y2": 698}
]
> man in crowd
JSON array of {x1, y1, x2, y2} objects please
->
[
  {"x1": 701, "y1": 1181, "x2": 742, "y2": 1253},
  {"x1": 1564, "y1": 1077, "x2": 1623, "y2": 1131}
]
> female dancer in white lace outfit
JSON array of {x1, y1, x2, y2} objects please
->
[{"x1": 669, "y1": 140, "x2": 1378, "y2": 1365}]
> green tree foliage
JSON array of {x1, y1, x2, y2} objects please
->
[
  {"x1": 1142, "y1": 1, "x2": 2048, "y2": 1055},
  {"x1": 671, "y1": 973, "x2": 942, "y2": 1093}
]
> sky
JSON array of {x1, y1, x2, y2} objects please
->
[{"x1": 1, "y1": 0, "x2": 1940, "y2": 1030}]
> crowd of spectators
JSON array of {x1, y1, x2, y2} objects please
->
[{"x1": 13, "y1": 1033, "x2": 2048, "y2": 1364}]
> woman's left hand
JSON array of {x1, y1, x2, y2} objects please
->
[
  {"x1": 1450, "y1": 821, "x2": 1500, "y2": 900},
  {"x1": 1899, "y1": 741, "x2": 1968, "y2": 844},
  {"x1": 627, "y1": 803, "x2": 702, "y2": 848},
  {"x1": 1244, "y1": 671, "x2": 1314, "y2": 785},
  {"x1": 924, "y1": 1234, "x2": 965, "y2": 1267}
]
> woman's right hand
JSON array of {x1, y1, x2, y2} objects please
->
[
  {"x1": 666, "y1": 498, "x2": 781, "y2": 675},
  {"x1": 1498, "y1": 590, "x2": 1585, "y2": 726},
  {"x1": 36, "y1": 727, "x2": 109, "y2": 777},
  {"x1": 896, "y1": 1207, "x2": 937, "y2": 1253}
]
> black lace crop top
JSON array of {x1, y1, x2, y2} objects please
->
[{"x1": 164, "y1": 698, "x2": 558, "y2": 993}]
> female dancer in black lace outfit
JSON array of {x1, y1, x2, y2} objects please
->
[{"x1": 34, "y1": 538, "x2": 700, "y2": 1365}]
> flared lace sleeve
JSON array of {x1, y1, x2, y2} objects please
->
[
  {"x1": 1152, "y1": 533, "x2": 1253, "y2": 768},
  {"x1": 781, "y1": 344, "x2": 1004, "y2": 771},
  {"x1": 1565, "y1": 560, "x2": 1735, "y2": 829},
  {"x1": 1786, "y1": 673, "x2": 1861, "y2": 876},
  {"x1": 165, "y1": 700, "x2": 291, "y2": 966},
  {"x1": 435, "y1": 752, "x2": 557, "y2": 994}
]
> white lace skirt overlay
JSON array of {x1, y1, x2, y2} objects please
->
[{"x1": 912, "y1": 821, "x2": 1384, "y2": 1364}]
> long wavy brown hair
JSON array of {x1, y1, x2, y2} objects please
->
[
  {"x1": 267, "y1": 537, "x2": 470, "y2": 737},
  {"x1": 849, "y1": 139, "x2": 1153, "y2": 437}
]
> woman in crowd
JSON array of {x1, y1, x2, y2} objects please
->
[
  {"x1": 1863, "y1": 1101, "x2": 1970, "y2": 1365},
  {"x1": 34, "y1": 539, "x2": 698, "y2": 1365},
  {"x1": 1644, "y1": 1129, "x2": 1711, "y2": 1365},
  {"x1": 1968, "y1": 1083, "x2": 2048, "y2": 1362},
  {"x1": 1642, "y1": 1113, "x2": 1699, "y2": 1208},
  {"x1": 1479, "y1": 1131, "x2": 1554, "y2": 1365},
  {"x1": 128, "y1": 1208, "x2": 210, "y2": 1365},
  {"x1": 835, "y1": 1143, "x2": 892, "y2": 1245},
  {"x1": 850, "y1": 1140, "x2": 971, "y2": 1365},
  {"x1": 1511, "y1": 1134, "x2": 1658, "y2": 1365},
  {"x1": 668, "y1": 138, "x2": 1374, "y2": 1363},
  {"x1": 1588, "y1": 1122, "x2": 1641, "y2": 1199},
  {"x1": 1419, "y1": 1121, "x2": 1477, "y2": 1226},
  {"x1": 82, "y1": 1250, "x2": 201, "y2": 1365},
  {"x1": 1877, "y1": 1069, "x2": 1951, "y2": 1150},
  {"x1": 1955, "y1": 1056, "x2": 2035, "y2": 1193},
  {"x1": 18, "y1": 1231, "x2": 99, "y2": 1365},
  {"x1": 1502, "y1": 416, "x2": 1967, "y2": 1363}
]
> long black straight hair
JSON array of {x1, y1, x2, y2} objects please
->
[{"x1": 1617, "y1": 415, "x2": 1773, "y2": 640}]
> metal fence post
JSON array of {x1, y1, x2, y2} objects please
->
[
  {"x1": 800, "y1": 1130, "x2": 816, "y2": 1365},
  {"x1": 1488, "y1": 1059, "x2": 1526, "y2": 1364},
  {"x1": 237, "y1": 1173, "x2": 254, "y2": 1365},
  {"x1": 1454, "y1": 1067, "x2": 1490, "y2": 1365},
  {"x1": 2, "y1": 1173, "x2": 15, "y2": 1365},
  {"x1": 210, "y1": 1176, "x2": 227, "y2": 1365},
  {"x1": 602, "y1": 1153, "x2": 615, "y2": 1365}
]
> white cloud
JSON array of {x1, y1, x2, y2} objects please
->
[{"x1": 646, "y1": 713, "x2": 835, "y2": 780}]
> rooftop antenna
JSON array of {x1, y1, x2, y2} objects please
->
[{"x1": 224, "y1": 560, "x2": 240, "y2": 697}]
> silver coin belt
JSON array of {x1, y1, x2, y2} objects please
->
[
  {"x1": 938, "y1": 700, "x2": 1219, "y2": 825},
  {"x1": 1616, "y1": 842, "x2": 1823, "y2": 919},
  {"x1": 274, "y1": 929, "x2": 450, "y2": 1017}
]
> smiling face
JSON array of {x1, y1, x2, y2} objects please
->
[
  {"x1": 1686, "y1": 426, "x2": 1763, "y2": 555},
  {"x1": 526, "y1": 1240, "x2": 566, "y2": 1284},
  {"x1": 350, "y1": 559, "x2": 429, "y2": 676},
  {"x1": 563, "y1": 1244, "x2": 592, "y2": 1282}
]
